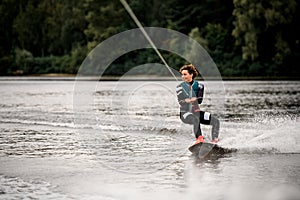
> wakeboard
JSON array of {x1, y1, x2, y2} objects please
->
[{"x1": 188, "y1": 142, "x2": 236, "y2": 159}]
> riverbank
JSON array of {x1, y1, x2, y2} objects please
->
[{"x1": 0, "y1": 74, "x2": 299, "y2": 81}]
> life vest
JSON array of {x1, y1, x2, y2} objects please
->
[{"x1": 179, "y1": 81, "x2": 203, "y2": 112}]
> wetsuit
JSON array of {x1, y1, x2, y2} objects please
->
[{"x1": 176, "y1": 80, "x2": 219, "y2": 139}]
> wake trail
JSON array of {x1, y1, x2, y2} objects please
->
[{"x1": 221, "y1": 115, "x2": 300, "y2": 154}]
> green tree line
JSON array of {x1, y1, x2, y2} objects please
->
[{"x1": 0, "y1": 0, "x2": 299, "y2": 77}]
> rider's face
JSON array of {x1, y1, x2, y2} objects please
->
[{"x1": 181, "y1": 70, "x2": 193, "y2": 83}]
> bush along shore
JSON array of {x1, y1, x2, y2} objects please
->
[{"x1": 0, "y1": 0, "x2": 299, "y2": 78}]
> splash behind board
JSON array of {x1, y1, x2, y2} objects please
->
[{"x1": 188, "y1": 142, "x2": 236, "y2": 159}]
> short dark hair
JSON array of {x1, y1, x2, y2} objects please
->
[{"x1": 179, "y1": 64, "x2": 198, "y2": 78}]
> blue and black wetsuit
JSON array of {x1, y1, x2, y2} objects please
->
[{"x1": 176, "y1": 80, "x2": 219, "y2": 139}]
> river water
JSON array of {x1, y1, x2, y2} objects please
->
[{"x1": 0, "y1": 79, "x2": 299, "y2": 200}]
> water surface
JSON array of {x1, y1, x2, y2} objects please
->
[{"x1": 0, "y1": 80, "x2": 299, "y2": 200}]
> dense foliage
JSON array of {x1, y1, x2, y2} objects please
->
[{"x1": 0, "y1": 0, "x2": 299, "y2": 77}]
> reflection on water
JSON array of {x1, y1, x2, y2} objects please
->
[
  {"x1": 223, "y1": 81, "x2": 300, "y2": 121},
  {"x1": 0, "y1": 80, "x2": 299, "y2": 199}
]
